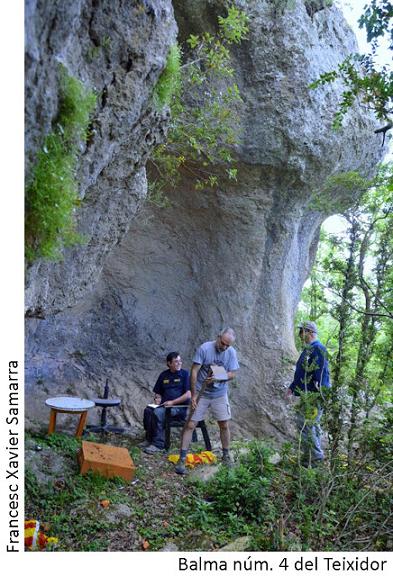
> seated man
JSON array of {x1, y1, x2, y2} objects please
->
[{"x1": 142, "y1": 352, "x2": 191, "y2": 454}]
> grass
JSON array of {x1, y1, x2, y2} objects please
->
[
  {"x1": 25, "y1": 431, "x2": 187, "y2": 551},
  {"x1": 152, "y1": 44, "x2": 181, "y2": 110},
  {"x1": 25, "y1": 66, "x2": 96, "y2": 262}
]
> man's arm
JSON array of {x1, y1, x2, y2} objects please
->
[
  {"x1": 152, "y1": 373, "x2": 163, "y2": 404},
  {"x1": 226, "y1": 348, "x2": 240, "y2": 380},
  {"x1": 161, "y1": 390, "x2": 191, "y2": 407},
  {"x1": 191, "y1": 363, "x2": 204, "y2": 394},
  {"x1": 190, "y1": 363, "x2": 202, "y2": 408},
  {"x1": 310, "y1": 346, "x2": 327, "y2": 389}
]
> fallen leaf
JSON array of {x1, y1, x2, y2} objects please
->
[{"x1": 142, "y1": 539, "x2": 150, "y2": 550}]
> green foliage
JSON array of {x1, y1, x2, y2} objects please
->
[
  {"x1": 86, "y1": 35, "x2": 112, "y2": 62},
  {"x1": 25, "y1": 467, "x2": 41, "y2": 501},
  {"x1": 26, "y1": 468, "x2": 127, "y2": 551},
  {"x1": 165, "y1": 441, "x2": 278, "y2": 546},
  {"x1": 25, "y1": 433, "x2": 131, "y2": 551},
  {"x1": 101, "y1": 35, "x2": 112, "y2": 52},
  {"x1": 25, "y1": 429, "x2": 392, "y2": 551},
  {"x1": 310, "y1": 0, "x2": 393, "y2": 128},
  {"x1": 200, "y1": 442, "x2": 276, "y2": 523},
  {"x1": 43, "y1": 432, "x2": 81, "y2": 456},
  {"x1": 359, "y1": 0, "x2": 393, "y2": 50},
  {"x1": 152, "y1": 44, "x2": 182, "y2": 109},
  {"x1": 149, "y1": 1, "x2": 248, "y2": 197},
  {"x1": 173, "y1": 435, "x2": 392, "y2": 551},
  {"x1": 25, "y1": 66, "x2": 96, "y2": 262},
  {"x1": 218, "y1": 5, "x2": 249, "y2": 43},
  {"x1": 271, "y1": 0, "x2": 297, "y2": 15},
  {"x1": 146, "y1": 181, "x2": 172, "y2": 208},
  {"x1": 310, "y1": 171, "x2": 371, "y2": 213},
  {"x1": 86, "y1": 44, "x2": 101, "y2": 62},
  {"x1": 310, "y1": 54, "x2": 393, "y2": 129},
  {"x1": 298, "y1": 163, "x2": 393, "y2": 461}
]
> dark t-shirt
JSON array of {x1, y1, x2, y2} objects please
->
[{"x1": 153, "y1": 369, "x2": 190, "y2": 402}]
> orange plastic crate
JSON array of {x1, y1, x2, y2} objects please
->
[{"x1": 78, "y1": 441, "x2": 136, "y2": 482}]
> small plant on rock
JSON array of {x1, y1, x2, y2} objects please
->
[{"x1": 25, "y1": 66, "x2": 96, "y2": 262}]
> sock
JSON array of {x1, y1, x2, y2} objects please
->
[
  {"x1": 222, "y1": 448, "x2": 229, "y2": 456},
  {"x1": 179, "y1": 449, "x2": 187, "y2": 461}
]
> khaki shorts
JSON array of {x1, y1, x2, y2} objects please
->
[{"x1": 191, "y1": 394, "x2": 231, "y2": 422}]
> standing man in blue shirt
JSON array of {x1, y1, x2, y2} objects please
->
[
  {"x1": 142, "y1": 352, "x2": 191, "y2": 454},
  {"x1": 286, "y1": 321, "x2": 331, "y2": 466},
  {"x1": 175, "y1": 328, "x2": 239, "y2": 474}
]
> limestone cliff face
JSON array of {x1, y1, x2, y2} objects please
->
[
  {"x1": 25, "y1": 1, "x2": 382, "y2": 440},
  {"x1": 25, "y1": 0, "x2": 177, "y2": 314}
]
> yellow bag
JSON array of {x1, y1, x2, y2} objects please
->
[{"x1": 168, "y1": 451, "x2": 217, "y2": 469}]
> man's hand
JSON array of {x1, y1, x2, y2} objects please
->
[
  {"x1": 162, "y1": 399, "x2": 174, "y2": 407},
  {"x1": 191, "y1": 393, "x2": 198, "y2": 410}
]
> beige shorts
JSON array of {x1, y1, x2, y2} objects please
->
[{"x1": 191, "y1": 394, "x2": 231, "y2": 422}]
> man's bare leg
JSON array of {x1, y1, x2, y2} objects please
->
[
  {"x1": 175, "y1": 420, "x2": 197, "y2": 474},
  {"x1": 218, "y1": 420, "x2": 230, "y2": 449},
  {"x1": 218, "y1": 420, "x2": 232, "y2": 465}
]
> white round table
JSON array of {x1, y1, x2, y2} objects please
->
[{"x1": 45, "y1": 397, "x2": 95, "y2": 437}]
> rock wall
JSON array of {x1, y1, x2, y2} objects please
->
[
  {"x1": 25, "y1": 0, "x2": 383, "y2": 440},
  {"x1": 25, "y1": 0, "x2": 177, "y2": 314}
]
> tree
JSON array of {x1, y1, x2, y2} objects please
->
[
  {"x1": 310, "y1": 0, "x2": 393, "y2": 137},
  {"x1": 298, "y1": 164, "x2": 393, "y2": 465}
]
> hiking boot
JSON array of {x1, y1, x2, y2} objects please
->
[
  {"x1": 143, "y1": 444, "x2": 165, "y2": 454},
  {"x1": 222, "y1": 453, "x2": 234, "y2": 468},
  {"x1": 138, "y1": 439, "x2": 151, "y2": 448},
  {"x1": 175, "y1": 460, "x2": 187, "y2": 475}
]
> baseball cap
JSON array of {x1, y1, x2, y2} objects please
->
[{"x1": 297, "y1": 321, "x2": 318, "y2": 334}]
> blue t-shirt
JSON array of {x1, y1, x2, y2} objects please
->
[
  {"x1": 193, "y1": 340, "x2": 239, "y2": 398},
  {"x1": 153, "y1": 369, "x2": 190, "y2": 402},
  {"x1": 289, "y1": 340, "x2": 331, "y2": 396}
]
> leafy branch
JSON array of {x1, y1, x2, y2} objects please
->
[
  {"x1": 309, "y1": 1, "x2": 393, "y2": 135},
  {"x1": 148, "y1": 1, "x2": 249, "y2": 203}
]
